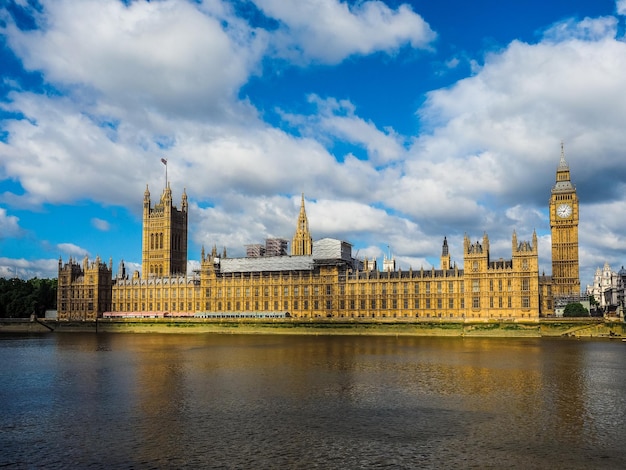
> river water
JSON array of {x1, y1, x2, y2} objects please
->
[{"x1": 1, "y1": 333, "x2": 626, "y2": 469}]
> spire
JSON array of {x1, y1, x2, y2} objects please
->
[
  {"x1": 292, "y1": 193, "x2": 313, "y2": 256},
  {"x1": 553, "y1": 142, "x2": 574, "y2": 192},
  {"x1": 298, "y1": 193, "x2": 308, "y2": 232},
  {"x1": 440, "y1": 236, "x2": 451, "y2": 270},
  {"x1": 143, "y1": 184, "x2": 151, "y2": 209},
  {"x1": 558, "y1": 141, "x2": 569, "y2": 169},
  {"x1": 181, "y1": 187, "x2": 188, "y2": 212}
]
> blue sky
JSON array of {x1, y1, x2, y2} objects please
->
[{"x1": 2, "y1": 0, "x2": 626, "y2": 289}]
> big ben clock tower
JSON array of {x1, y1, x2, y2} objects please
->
[{"x1": 549, "y1": 143, "x2": 580, "y2": 297}]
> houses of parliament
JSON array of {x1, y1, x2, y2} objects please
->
[{"x1": 57, "y1": 148, "x2": 581, "y2": 321}]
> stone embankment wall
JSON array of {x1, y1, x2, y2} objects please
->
[{"x1": 2, "y1": 318, "x2": 624, "y2": 338}]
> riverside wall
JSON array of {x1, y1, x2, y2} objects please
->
[{"x1": 1, "y1": 317, "x2": 624, "y2": 338}]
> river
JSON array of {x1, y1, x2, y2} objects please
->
[{"x1": 1, "y1": 333, "x2": 625, "y2": 469}]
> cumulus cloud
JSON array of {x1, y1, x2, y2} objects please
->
[
  {"x1": 4, "y1": 0, "x2": 265, "y2": 118},
  {"x1": 253, "y1": 0, "x2": 435, "y2": 64},
  {"x1": 0, "y1": 207, "x2": 21, "y2": 238},
  {"x1": 57, "y1": 243, "x2": 89, "y2": 258},
  {"x1": 280, "y1": 95, "x2": 407, "y2": 165},
  {"x1": 617, "y1": 0, "x2": 626, "y2": 16},
  {"x1": 0, "y1": 257, "x2": 60, "y2": 279},
  {"x1": 0, "y1": 0, "x2": 393, "y2": 211}
]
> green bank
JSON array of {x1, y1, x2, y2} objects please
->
[{"x1": 2, "y1": 318, "x2": 624, "y2": 338}]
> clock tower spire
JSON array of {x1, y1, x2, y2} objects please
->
[{"x1": 549, "y1": 142, "x2": 580, "y2": 297}]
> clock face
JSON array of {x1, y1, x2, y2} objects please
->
[{"x1": 556, "y1": 203, "x2": 572, "y2": 218}]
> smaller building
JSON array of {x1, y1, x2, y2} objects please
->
[
  {"x1": 586, "y1": 263, "x2": 626, "y2": 318},
  {"x1": 57, "y1": 256, "x2": 112, "y2": 320}
]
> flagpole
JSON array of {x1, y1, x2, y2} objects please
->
[{"x1": 161, "y1": 158, "x2": 168, "y2": 187}]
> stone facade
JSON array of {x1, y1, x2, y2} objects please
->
[{"x1": 58, "y1": 150, "x2": 583, "y2": 321}]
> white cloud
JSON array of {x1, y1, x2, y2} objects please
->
[
  {"x1": 0, "y1": 257, "x2": 60, "y2": 279},
  {"x1": 91, "y1": 218, "x2": 111, "y2": 231},
  {"x1": 57, "y1": 243, "x2": 89, "y2": 258},
  {"x1": 542, "y1": 16, "x2": 618, "y2": 42},
  {"x1": 4, "y1": 0, "x2": 266, "y2": 119},
  {"x1": 0, "y1": 207, "x2": 21, "y2": 238},
  {"x1": 617, "y1": 0, "x2": 626, "y2": 16},
  {"x1": 280, "y1": 95, "x2": 407, "y2": 165},
  {"x1": 254, "y1": 0, "x2": 435, "y2": 64}
]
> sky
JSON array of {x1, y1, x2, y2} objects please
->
[{"x1": 2, "y1": 0, "x2": 626, "y2": 290}]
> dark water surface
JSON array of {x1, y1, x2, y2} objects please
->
[{"x1": 1, "y1": 333, "x2": 626, "y2": 469}]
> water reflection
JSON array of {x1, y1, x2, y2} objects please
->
[{"x1": 1, "y1": 334, "x2": 626, "y2": 468}]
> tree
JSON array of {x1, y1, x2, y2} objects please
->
[
  {"x1": 588, "y1": 295, "x2": 602, "y2": 316},
  {"x1": 563, "y1": 302, "x2": 589, "y2": 317},
  {"x1": 0, "y1": 277, "x2": 57, "y2": 318}
]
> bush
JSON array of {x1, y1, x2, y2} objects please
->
[{"x1": 563, "y1": 302, "x2": 589, "y2": 317}]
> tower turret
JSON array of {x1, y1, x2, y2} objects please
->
[
  {"x1": 141, "y1": 183, "x2": 188, "y2": 279},
  {"x1": 440, "y1": 237, "x2": 451, "y2": 270}
]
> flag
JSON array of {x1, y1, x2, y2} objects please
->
[{"x1": 161, "y1": 158, "x2": 167, "y2": 165}]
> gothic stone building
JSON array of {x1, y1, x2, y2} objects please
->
[{"x1": 58, "y1": 149, "x2": 581, "y2": 321}]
